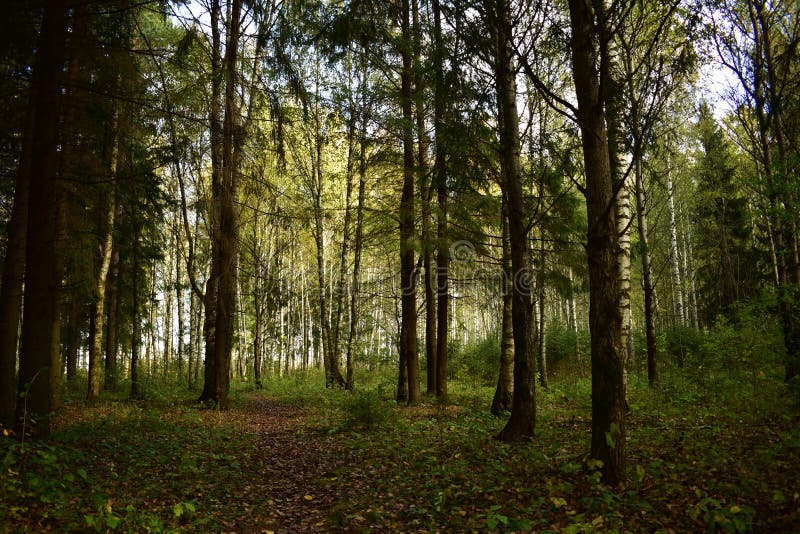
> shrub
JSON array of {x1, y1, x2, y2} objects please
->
[
  {"x1": 664, "y1": 325, "x2": 704, "y2": 366},
  {"x1": 545, "y1": 322, "x2": 580, "y2": 370},
  {"x1": 343, "y1": 390, "x2": 395, "y2": 431},
  {"x1": 449, "y1": 337, "x2": 500, "y2": 387}
]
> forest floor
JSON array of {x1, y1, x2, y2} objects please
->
[{"x1": 2, "y1": 367, "x2": 800, "y2": 533}]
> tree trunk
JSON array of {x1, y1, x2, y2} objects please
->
[
  {"x1": 0, "y1": 107, "x2": 32, "y2": 426},
  {"x1": 88, "y1": 89, "x2": 120, "y2": 403},
  {"x1": 634, "y1": 158, "x2": 658, "y2": 386},
  {"x1": 666, "y1": 158, "x2": 685, "y2": 327},
  {"x1": 210, "y1": 0, "x2": 244, "y2": 410},
  {"x1": 491, "y1": 195, "x2": 514, "y2": 414},
  {"x1": 15, "y1": 0, "x2": 68, "y2": 438},
  {"x1": 494, "y1": 0, "x2": 536, "y2": 442},
  {"x1": 198, "y1": 0, "x2": 223, "y2": 404},
  {"x1": 332, "y1": 52, "x2": 356, "y2": 386},
  {"x1": 408, "y1": 0, "x2": 436, "y2": 397},
  {"x1": 65, "y1": 293, "x2": 81, "y2": 383},
  {"x1": 432, "y1": 0, "x2": 449, "y2": 399},
  {"x1": 104, "y1": 205, "x2": 122, "y2": 391},
  {"x1": 131, "y1": 222, "x2": 141, "y2": 399},
  {"x1": 537, "y1": 233, "x2": 548, "y2": 389},
  {"x1": 345, "y1": 50, "x2": 370, "y2": 391},
  {"x1": 175, "y1": 220, "x2": 185, "y2": 376},
  {"x1": 399, "y1": 0, "x2": 421, "y2": 404},
  {"x1": 567, "y1": 0, "x2": 626, "y2": 485},
  {"x1": 602, "y1": 3, "x2": 631, "y2": 408}
]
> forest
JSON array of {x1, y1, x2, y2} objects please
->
[{"x1": 1, "y1": 0, "x2": 799, "y2": 531}]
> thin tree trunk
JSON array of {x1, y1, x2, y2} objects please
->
[
  {"x1": 130, "y1": 222, "x2": 141, "y2": 399},
  {"x1": 88, "y1": 195, "x2": 117, "y2": 401},
  {"x1": 0, "y1": 107, "x2": 32, "y2": 426},
  {"x1": 685, "y1": 225, "x2": 699, "y2": 330},
  {"x1": 494, "y1": 0, "x2": 536, "y2": 442},
  {"x1": 345, "y1": 50, "x2": 370, "y2": 391},
  {"x1": 491, "y1": 194, "x2": 514, "y2": 414},
  {"x1": 634, "y1": 158, "x2": 658, "y2": 386},
  {"x1": 603, "y1": 6, "x2": 631, "y2": 407},
  {"x1": 666, "y1": 158, "x2": 685, "y2": 327},
  {"x1": 175, "y1": 220, "x2": 185, "y2": 376},
  {"x1": 399, "y1": 0, "x2": 421, "y2": 404},
  {"x1": 88, "y1": 91, "x2": 120, "y2": 402},
  {"x1": 65, "y1": 294, "x2": 81, "y2": 383},
  {"x1": 332, "y1": 53, "x2": 356, "y2": 385},
  {"x1": 432, "y1": 0, "x2": 449, "y2": 399},
  {"x1": 537, "y1": 235, "x2": 548, "y2": 389}
]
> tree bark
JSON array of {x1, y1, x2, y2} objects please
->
[
  {"x1": 399, "y1": 0, "x2": 421, "y2": 404},
  {"x1": 198, "y1": 0, "x2": 223, "y2": 404},
  {"x1": 567, "y1": 0, "x2": 626, "y2": 485},
  {"x1": 433, "y1": 0, "x2": 449, "y2": 399},
  {"x1": 413, "y1": 0, "x2": 437, "y2": 397},
  {"x1": 210, "y1": 0, "x2": 244, "y2": 409},
  {"x1": 491, "y1": 194, "x2": 514, "y2": 414},
  {"x1": 634, "y1": 158, "x2": 658, "y2": 386},
  {"x1": 0, "y1": 101, "x2": 33, "y2": 426},
  {"x1": 493, "y1": 0, "x2": 536, "y2": 442},
  {"x1": 537, "y1": 234, "x2": 548, "y2": 389},
  {"x1": 666, "y1": 157, "x2": 685, "y2": 327},
  {"x1": 65, "y1": 293, "x2": 81, "y2": 383},
  {"x1": 345, "y1": 48, "x2": 370, "y2": 391},
  {"x1": 104, "y1": 205, "x2": 122, "y2": 391},
  {"x1": 332, "y1": 51, "x2": 357, "y2": 386},
  {"x1": 88, "y1": 88, "x2": 120, "y2": 402},
  {"x1": 15, "y1": 0, "x2": 68, "y2": 438}
]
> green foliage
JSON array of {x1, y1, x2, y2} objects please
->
[
  {"x1": 545, "y1": 321, "x2": 581, "y2": 369},
  {"x1": 688, "y1": 495, "x2": 754, "y2": 533},
  {"x1": 663, "y1": 325, "x2": 705, "y2": 364},
  {"x1": 448, "y1": 337, "x2": 500, "y2": 387},
  {"x1": 1, "y1": 396, "x2": 254, "y2": 532},
  {"x1": 342, "y1": 390, "x2": 396, "y2": 431}
]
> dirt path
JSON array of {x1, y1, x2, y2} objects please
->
[{"x1": 229, "y1": 395, "x2": 349, "y2": 533}]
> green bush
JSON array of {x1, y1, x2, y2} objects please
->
[
  {"x1": 545, "y1": 322, "x2": 580, "y2": 369},
  {"x1": 343, "y1": 390, "x2": 395, "y2": 431},
  {"x1": 664, "y1": 325, "x2": 705, "y2": 366},
  {"x1": 449, "y1": 337, "x2": 500, "y2": 387}
]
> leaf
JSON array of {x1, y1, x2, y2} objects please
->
[
  {"x1": 550, "y1": 497, "x2": 567, "y2": 508},
  {"x1": 105, "y1": 514, "x2": 121, "y2": 528},
  {"x1": 586, "y1": 458, "x2": 603, "y2": 470},
  {"x1": 304, "y1": 494, "x2": 314, "y2": 501},
  {"x1": 77, "y1": 469, "x2": 88, "y2": 480}
]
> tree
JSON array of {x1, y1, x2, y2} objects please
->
[
  {"x1": 433, "y1": 0, "x2": 450, "y2": 399},
  {"x1": 491, "y1": 194, "x2": 514, "y2": 414},
  {"x1": 492, "y1": 0, "x2": 536, "y2": 442},
  {"x1": 567, "y1": 0, "x2": 626, "y2": 484},
  {"x1": 398, "y1": 0, "x2": 421, "y2": 403},
  {"x1": 15, "y1": 0, "x2": 69, "y2": 438}
]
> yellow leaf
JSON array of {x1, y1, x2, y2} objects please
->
[
  {"x1": 458, "y1": 510, "x2": 467, "y2": 516},
  {"x1": 303, "y1": 495, "x2": 314, "y2": 501},
  {"x1": 2, "y1": 429, "x2": 8, "y2": 437},
  {"x1": 550, "y1": 497, "x2": 567, "y2": 508},
  {"x1": 730, "y1": 505, "x2": 741, "y2": 514}
]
